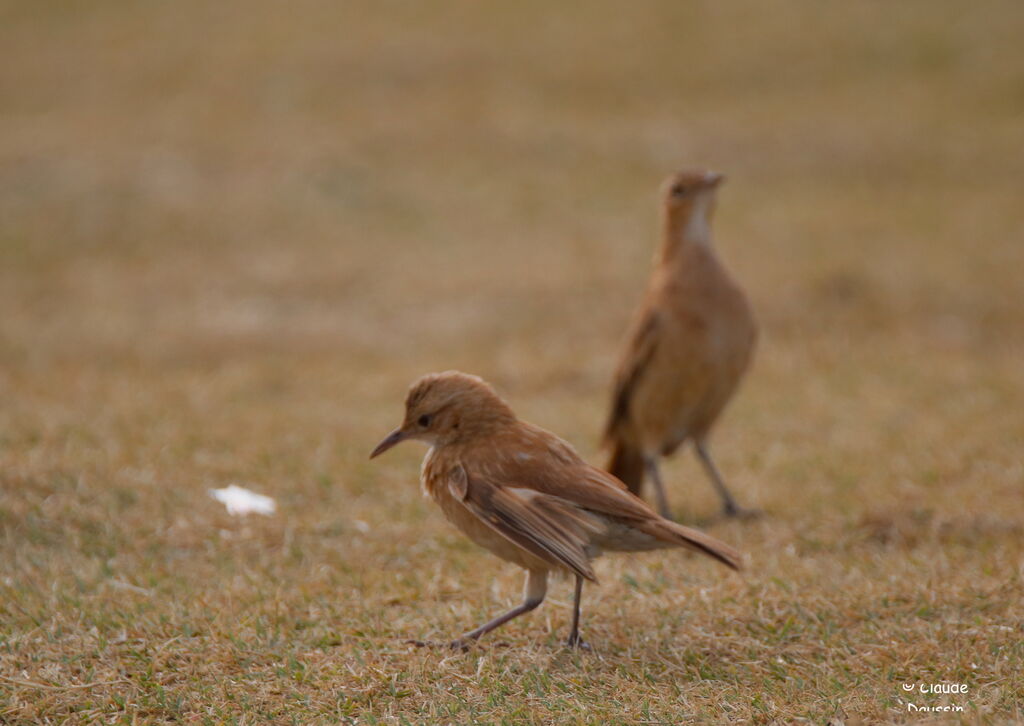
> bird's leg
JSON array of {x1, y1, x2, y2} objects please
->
[
  {"x1": 694, "y1": 440, "x2": 756, "y2": 518},
  {"x1": 644, "y1": 456, "x2": 673, "y2": 520},
  {"x1": 442, "y1": 570, "x2": 548, "y2": 651},
  {"x1": 564, "y1": 574, "x2": 590, "y2": 650}
]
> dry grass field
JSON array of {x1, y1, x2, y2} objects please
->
[{"x1": 2, "y1": 1, "x2": 1023, "y2": 723}]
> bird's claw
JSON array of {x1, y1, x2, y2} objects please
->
[
  {"x1": 724, "y1": 505, "x2": 762, "y2": 520},
  {"x1": 406, "y1": 638, "x2": 475, "y2": 652},
  {"x1": 564, "y1": 634, "x2": 591, "y2": 651}
]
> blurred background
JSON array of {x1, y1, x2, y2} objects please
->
[{"x1": 2, "y1": 1, "x2": 1022, "y2": 721}]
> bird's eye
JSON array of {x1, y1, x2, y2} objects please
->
[
  {"x1": 418, "y1": 414, "x2": 432, "y2": 427},
  {"x1": 671, "y1": 184, "x2": 687, "y2": 197}
]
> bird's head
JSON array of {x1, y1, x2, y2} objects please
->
[
  {"x1": 660, "y1": 169, "x2": 724, "y2": 248},
  {"x1": 370, "y1": 371, "x2": 515, "y2": 458}
]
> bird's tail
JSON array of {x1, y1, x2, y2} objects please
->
[
  {"x1": 606, "y1": 439, "x2": 645, "y2": 495},
  {"x1": 639, "y1": 518, "x2": 743, "y2": 571}
]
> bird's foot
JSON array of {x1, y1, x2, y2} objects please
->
[
  {"x1": 723, "y1": 504, "x2": 762, "y2": 520},
  {"x1": 405, "y1": 638, "x2": 471, "y2": 652},
  {"x1": 564, "y1": 633, "x2": 591, "y2": 650},
  {"x1": 406, "y1": 638, "x2": 507, "y2": 652}
]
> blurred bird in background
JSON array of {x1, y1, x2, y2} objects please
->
[
  {"x1": 604, "y1": 171, "x2": 757, "y2": 519},
  {"x1": 371, "y1": 371, "x2": 741, "y2": 650}
]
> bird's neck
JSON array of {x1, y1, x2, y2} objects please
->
[
  {"x1": 658, "y1": 215, "x2": 713, "y2": 267},
  {"x1": 658, "y1": 192, "x2": 717, "y2": 265}
]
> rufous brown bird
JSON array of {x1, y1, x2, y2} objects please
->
[
  {"x1": 370, "y1": 371, "x2": 741, "y2": 650},
  {"x1": 604, "y1": 170, "x2": 757, "y2": 519}
]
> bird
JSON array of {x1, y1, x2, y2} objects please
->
[
  {"x1": 370, "y1": 371, "x2": 741, "y2": 650},
  {"x1": 603, "y1": 170, "x2": 757, "y2": 520}
]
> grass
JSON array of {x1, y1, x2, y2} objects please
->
[{"x1": 2, "y1": 0, "x2": 1023, "y2": 722}]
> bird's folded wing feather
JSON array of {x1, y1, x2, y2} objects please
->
[
  {"x1": 603, "y1": 309, "x2": 660, "y2": 442},
  {"x1": 499, "y1": 449, "x2": 742, "y2": 570},
  {"x1": 530, "y1": 462, "x2": 664, "y2": 523},
  {"x1": 448, "y1": 465, "x2": 601, "y2": 582}
]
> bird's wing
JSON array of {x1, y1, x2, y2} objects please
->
[
  {"x1": 447, "y1": 464, "x2": 601, "y2": 582},
  {"x1": 500, "y1": 436, "x2": 742, "y2": 571},
  {"x1": 602, "y1": 309, "x2": 661, "y2": 443},
  {"x1": 530, "y1": 453, "x2": 664, "y2": 522}
]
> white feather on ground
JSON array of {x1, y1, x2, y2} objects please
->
[{"x1": 209, "y1": 485, "x2": 277, "y2": 516}]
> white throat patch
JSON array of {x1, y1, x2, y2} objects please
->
[{"x1": 684, "y1": 193, "x2": 712, "y2": 243}]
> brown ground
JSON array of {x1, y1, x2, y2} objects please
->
[{"x1": 2, "y1": 1, "x2": 1023, "y2": 723}]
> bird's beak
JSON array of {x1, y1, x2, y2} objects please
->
[
  {"x1": 703, "y1": 171, "x2": 725, "y2": 187},
  {"x1": 370, "y1": 427, "x2": 407, "y2": 459}
]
